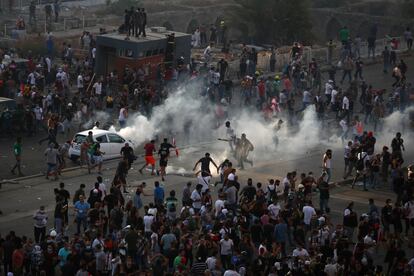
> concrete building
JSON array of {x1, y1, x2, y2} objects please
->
[{"x1": 95, "y1": 27, "x2": 191, "y2": 78}]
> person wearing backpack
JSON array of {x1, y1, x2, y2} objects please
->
[
  {"x1": 351, "y1": 148, "x2": 369, "y2": 191},
  {"x1": 165, "y1": 190, "x2": 178, "y2": 221}
]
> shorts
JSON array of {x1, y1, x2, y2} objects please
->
[
  {"x1": 93, "y1": 155, "x2": 103, "y2": 164},
  {"x1": 145, "y1": 155, "x2": 156, "y2": 166},
  {"x1": 47, "y1": 163, "x2": 56, "y2": 173},
  {"x1": 159, "y1": 158, "x2": 168, "y2": 167}
]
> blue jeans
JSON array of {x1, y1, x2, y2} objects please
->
[
  {"x1": 55, "y1": 217, "x2": 63, "y2": 234},
  {"x1": 341, "y1": 129, "x2": 348, "y2": 143},
  {"x1": 325, "y1": 168, "x2": 332, "y2": 183},
  {"x1": 47, "y1": 163, "x2": 56, "y2": 175},
  {"x1": 370, "y1": 172, "x2": 379, "y2": 189},
  {"x1": 320, "y1": 198, "x2": 329, "y2": 213}
]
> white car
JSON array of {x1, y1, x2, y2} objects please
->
[{"x1": 68, "y1": 129, "x2": 134, "y2": 161}]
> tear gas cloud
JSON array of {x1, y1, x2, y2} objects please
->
[
  {"x1": 118, "y1": 82, "x2": 217, "y2": 146},
  {"x1": 116, "y1": 79, "x2": 412, "y2": 164}
]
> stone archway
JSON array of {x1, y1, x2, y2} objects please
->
[
  {"x1": 186, "y1": 19, "x2": 199, "y2": 34},
  {"x1": 325, "y1": 17, "x2": 342, "y2": 41},
  {"x1": 162, "y1": 21, "x2": 174, "y2": 31}
]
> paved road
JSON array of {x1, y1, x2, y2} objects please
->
[{"x1": 1, "y1": 53, "x2": 414, "y2": 180}]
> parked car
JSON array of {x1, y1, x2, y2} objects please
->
[
  {"x1": 0, "y1": 97, "x2": 16, "y2": 112},
  {"x1": 68, "y1": 129, "x2": 135, "y2": 161}
]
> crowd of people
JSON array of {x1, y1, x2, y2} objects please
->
[
  {"x1": 1, "y1": 134, "x2": 414, "y2": 275},
  {"x1": 0, "y1": 13, "x2": 414, "y2": 276}
]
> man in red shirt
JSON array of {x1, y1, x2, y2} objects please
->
[{"x1": 139, "y1": 140, "x2": 156, "y2": 175}]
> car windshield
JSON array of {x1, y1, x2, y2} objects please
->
[{"x1": 73, "y1": 134, "x2": 87, "y2": 144}]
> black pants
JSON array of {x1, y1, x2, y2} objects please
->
[
  {"x1": 138, "y1": 24, "x2": 146, "y2": 37},
  {"x1": 134, "y1": 23, "x2": 139, "y2": 36},
  {"x1": 3, "y1": 259, "x2": 12, "y2": 275},
  {"x1": 408, "y1": 39, "x2": 413, "y2": 50},
  {"x1": 128, "y1": 24, "x2": 134, "y2": 36},
  {"x1": 34, "y1": 227, "x2": 46, "y2": 243}
]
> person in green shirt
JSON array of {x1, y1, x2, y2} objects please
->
[
  {"x1": 339, "y1": 26, "x2": 350, "y2": 45},
  {"x1": 11, "y1": 137, "x2": 23, "y2": 176}
]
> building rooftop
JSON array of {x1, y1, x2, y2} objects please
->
[{"x1": 98, "y1": 28, "x2": 190, "y2": 42}]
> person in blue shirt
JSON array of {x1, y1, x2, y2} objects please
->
[
  {"x1": 74, "y1": 195, "x2": 90, "y2": 234},
  {"x1": 153, "y1": 181, "x2": 164, "y2": 208},
  {"x1": 58, "y1": 242, "x2": 71, "y2": 267},
  {"x1": 274, "y1": 219, "x2": 288, "y2": 257}
]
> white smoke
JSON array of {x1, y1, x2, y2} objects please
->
[
  {"x1": 375, "y1": 106, "x2": 414, "y2": 148},
  {"x1": 118, "y1": 81, "x2": 217, "y2": 146},
  {"x1": 113, "y1": 78, "x2": 412, "y2": 168}
]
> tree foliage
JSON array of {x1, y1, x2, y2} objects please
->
[{"x1": 229, "y1": 0, "x2": 313, "y2": 45}]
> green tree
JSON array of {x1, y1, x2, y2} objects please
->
[{"x1": 229, "y1": 0, "x2": 313, "y2": 45}]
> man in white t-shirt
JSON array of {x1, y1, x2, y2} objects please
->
[
  {"x1": 292, "y1": 245, "x2": 309, "y2": 259},
  {"x1": 223, "y1": 267, "x2": 241, "y2": 276},
  {"x1": 93, "y1": 80, "x2": 102, "y2": 97},
  {"x1": 143, "y1": 213, "x2": 154, "y2": 237},
  {"x1": 197, "y1": 174, "x2": 211, "y2": 193},
  {"x1": 191, "y1": 184, "x2": 203, "y2": 213},
  {"x1": 220, "y1": 234, "x2": 233, "y2": 267},
  {"x1": 268, "y1": 201, "x2": 281, "y2": 221},
  {"x1": 330, "y1": 87, "x2": 338, "y2": 105},
  {"x1": 96, "y1": 176, "x2": 106, "y2": 201},
  {"x1": 203, "y1": 43, "x2": 213, "y2": 63},
  {"x1": 214, "y1": 194, "x2": 226, "y2": 217},
  {"x1": 28, "y1": 71, "x2": 37, "y2": 86},
  {"x1": 206, "y1": 255, "x2": 217, "y2": 271},
  {"x1": 45, "y1": 56, "x2": 52, "y2": 73},
  {"x1": 302, "y1": 202, "x2": 316, "y2": 229},
  {"x1": 325, "y1": 80, "x2": 333, "y2": 102},
  {"x1": 77, "y1": 73, "x2": 84, "y2": 94},
  {"x1": 404, "y1": 198, "x2": 414, "y2": 234},
  {"x1": 324, "y1": 258, "x2": 338, "y2": 276}
]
